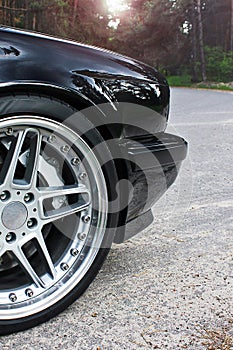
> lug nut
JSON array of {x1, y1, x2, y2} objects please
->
[
  {"x1": 6, "y1": 232, "x2": 16, "y2": 243},
  {"x1": 71, "y1": 157, "x2": 80, "y2": 166},
  {"x1": 0, "y1": 191, "x2": 9, "y2": 201},
  {"x1": 79, "y1": 172, "x2": 87, "y2": 180},
  {"x1": 25, "y1": 289, "x2": 34, "y2": 298},
  {"x1": 27, "y1": 219, "x2": 34, "y2": 228},
  {"x1": 6, "y1": 233, "x2": 13, "y2": 242},
  {"x1": 78, "y1": 233, "x2": 87, "y2": 241},
  {"x1": 9, "y1": 293, "x2": 17, "y2": 302},
  {"x1": 6, "y1": 128, "x2": 13, "y2": 136},
  {"x1": 82, "y1": 215, "x2": 91, "y2": 224},
  {"x1": 60, "y1": 263, "x2": 69, "y2": 271},
  {"x1": 71, "y1": 248, "x2": 79, "y2": 257},
  {"x1": 61, "y1": 145, "x2": 70, "y2": 153},
  {"x1": 24, "y1": 193, "x2": 33, "y2": 203},
  {"x1": 24, "y1": 194, "x2": 30, "y2": 202},
  {"x1": 48, "y1": 135, "x2": 56, "y2": 143}
]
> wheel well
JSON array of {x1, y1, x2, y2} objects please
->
[
  {"x1": 0, "y1": 83, "x2": 91, "y2": 112},
  {"x1": 0, "y1": 85, "x2": 129, "y2": 242},
  {"x1": 0, "y1": 83, "x2": 118, "y2": 141}
]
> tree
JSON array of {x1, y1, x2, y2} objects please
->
[
  {"x1": 0, "y1": 0, "x2": 232, "y2": 82},
  {"x1": 66, "y1": 0, "x2": 110, "y2": 46},
  {"x1": 231, "y1": 0, "x2": 233, "y2": 50},
  {"x1": 190, "y1": 0, "x2": 198, "y2": 81},
  {"x1": 196, "y1": 0, "x2": 206, "y2": 81},
  {"x1": 109, "y1": 0, "x2": 187, "y2": 70},
  {"x1": 72, "y1": 0, "x2": 78, "y2": 28}
]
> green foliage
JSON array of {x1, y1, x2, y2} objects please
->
[
  {"x1": 205, "y1": 47, "x2": 233, "y2": 82},
  {"x1": 108, "y1": 0, "x2": 186, "y2": 67},
  {"x1": 166, "y1": 75, "x2": 192, "y2": 86},
  {"x1": 0, "y1": 0, "x2": 233, "y2": 85}
]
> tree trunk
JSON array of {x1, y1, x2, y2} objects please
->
[
  {"x1": 191, "y1": 0, "x2": 198, "y2": 82},
  {"x1": 9, "y1": 0, "x2": 15, "y2": 26},
  {"x1": 33, "y1": 12, "x2": 36, "y2": 31},
  {"x1": 72, "y1": 0, "x2": 78, "y2": 28},
  {"x1": 2, "y1": 0, "x2": 6, "y2": 24},
  {"x1": 25, "y1": 0, "x2": 29, "y2": 29},
  {"x1": 231, "y1": 0, "x2": 233, "y2": 51},
  {"x1": 197, "y1": 0, "x2": 207, "y2": 81}
]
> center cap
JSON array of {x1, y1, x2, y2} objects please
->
[{"x1": 2, "y1": 202, "x2": 28, "y2": 230}]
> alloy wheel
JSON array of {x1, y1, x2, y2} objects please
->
[{"x1": 0, "y1": 116, "x2": 108, "y2": 319}]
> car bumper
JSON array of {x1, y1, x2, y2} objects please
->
[{"x1": 115, "y1": 133, "x2": 188, "y2": 242}]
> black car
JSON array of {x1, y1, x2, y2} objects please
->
[{"x1": 0, "y1": 26, "x2": 187, "y2": 334}]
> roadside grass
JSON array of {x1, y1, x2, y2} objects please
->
[
  {"x1": 166, "y1": 75, "x2": 233, "y2": 91},
  {"x1": 166, "y1": 75, "x2": 192, "y2": 87},
  {"x1": 194, "y1": 83, "x2": 233, "y2": 91}
]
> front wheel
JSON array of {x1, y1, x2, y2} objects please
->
[{"x1": 0, "y1": 94, "x2": 119, "y2": 334}]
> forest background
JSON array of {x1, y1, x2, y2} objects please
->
[{"x1": 0, "y1": 0, "x2": 233, "y2": 88}]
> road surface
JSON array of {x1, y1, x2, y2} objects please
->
[{"x1": 1, "y1": 88, "x2": 233, "y2": 349}]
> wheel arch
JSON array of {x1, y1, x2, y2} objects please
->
[
  {"x1": 0, "y1": 84, "x2": 129, "y2": 242},
  {"x1": 0, "y1": 82, "x2": 95, "y2": 114},
  {"x1": 0, "y1": 82, "x2": 123, "y2": 139}
]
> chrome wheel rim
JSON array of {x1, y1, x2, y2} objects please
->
[{"x1": 0, "y1": 116, "x2": 108, "y2": 319}]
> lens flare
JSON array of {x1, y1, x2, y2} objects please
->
[{"x1": 106, "y1": 0, "x2": 128, "y2": 13}]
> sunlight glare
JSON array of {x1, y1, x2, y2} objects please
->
[{"x1": 106, "y1": 0, "x2": 129, "y2": 13}]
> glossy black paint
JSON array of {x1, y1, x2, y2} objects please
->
[
  {"x1": 0, "y1": 27, "x2": 187, "y2": 242},
  {"x1": 0, "y1": 26, "x2": 169, "y2": 138},
  {"x1": 120, "y1": 133, "x2": 187, "y2": 220}
]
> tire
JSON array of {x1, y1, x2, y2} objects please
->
[{"x1": 0, "y1": 94, "x2": 119, "y2": 335}]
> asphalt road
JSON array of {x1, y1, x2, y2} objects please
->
[{"x1": 1, "y1": 88, "x2": 233, "y2": 349}]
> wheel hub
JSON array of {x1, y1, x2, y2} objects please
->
[{"x1": 2, "y1": 201, "x2": 28, "y2": 230}]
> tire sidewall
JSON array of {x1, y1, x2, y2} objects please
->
[{"x1": 0, "y1": 94, "x2": 120, "y2": 334}]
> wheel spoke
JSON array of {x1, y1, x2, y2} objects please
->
[
  {"x1": 38, "y1": 184, "x2": 91, "y2": 223},
  {"x1": 35, "y1": 231, "x2": 57, "y2": 279},
  {"x1": 23, "y1": 130, "x2": 41, "y2": 188},
  {"x1": 12, "y1": 231, "x2": 56, "y2": 288},
  {"x1": 0, "y1": 129, "x2": 41, "y2": 189},
  {"x1": 0, "y1": 245, "x2": 6, "y2": 259},
  {"x1": 0, "y1": 130, "x2": 24, "y2": 186},
  {"x1": 0, "y1": 115, "x2": 109, "y2": 322},
  {"x1": 12, "y1": 246, "x2": 46, "y2": 289}
]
